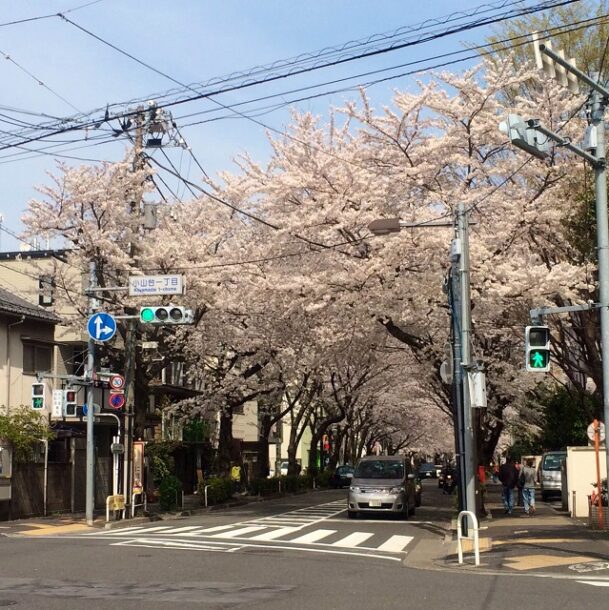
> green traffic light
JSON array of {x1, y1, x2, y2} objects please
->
[
  {"x1": 140, "y1": 308, "x2": 155, "y2": 322},
  {"x1": 529, "y1": 350, "x2": 549, "y2": 368}
]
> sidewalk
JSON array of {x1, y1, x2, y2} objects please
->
[
  {"x1": 0, "y1": 488, "x2": 327, "y2": 536},
  {"x1": 435, "y1": 484, "x2": 609, "y2": 578}
]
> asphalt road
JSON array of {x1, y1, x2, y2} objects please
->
[{"x1": 1, "y1": 480, "x2": 607, "y2": 609}]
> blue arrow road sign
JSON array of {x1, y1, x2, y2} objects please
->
[{"x1": 87, "y1": 312, "x2": 117, "y2": 342}]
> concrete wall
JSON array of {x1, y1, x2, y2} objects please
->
[
  {"x1": 566, "y1": 445, "x2": 607, "y2": 518},
  {"x1": 1, "y1": 314, "x2": 56, "y2": 411}
]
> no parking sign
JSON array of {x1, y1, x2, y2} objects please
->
[{"x1": 108, "y1": 392, "x2": 125, "y2": 410}]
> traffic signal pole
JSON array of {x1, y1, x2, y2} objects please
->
[
  {"x1": 85, "y1": 260, "x2": 98, "y2": 526},
  {"x1": 522, "y1": 39, "x2": 609, "y2": 485},
  {"x1": 590, "y1": 85, "x2": 609, "y2": 486}
]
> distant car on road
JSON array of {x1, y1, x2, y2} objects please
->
[
  {"x1": 417, "y1": 463, "x2": 436, "y2": 479},
  {"x1": 330, "y1": 465, "x2": 355, "y2": 488}
]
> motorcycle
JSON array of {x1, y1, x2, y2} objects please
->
[{"x1": 442, "y1": 472, "x2": 457, "y2": 495}]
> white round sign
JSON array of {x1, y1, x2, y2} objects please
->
[
  {"x1": 110, "y1": 374, "x2": 125, "y2": 390},
  {"x1": 587, "y1": 421, "x2": 606, "y2": 443}
]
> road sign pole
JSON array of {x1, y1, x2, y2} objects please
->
[{"x1": 85, "y1": 260, "x2": 97, "y2": 526}]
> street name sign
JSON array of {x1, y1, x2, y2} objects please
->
[
  {"x1": 87, "y1": 312, "x2": 117, "y2": 342},
  {"x1": 128, "y1": 274, "x2": 184, "y2": 296}
]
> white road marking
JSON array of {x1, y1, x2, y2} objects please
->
[
  {"x1": 290, "y1": 529, "x2": 337, "y2": 544},
  {"x1": 212, "y1": 525, "x2": 267, "y2": 538},
  {"x1": 331, "y1": 532, "x2": 374, "y2": 548},
  {"x1": 577, "y1": 580, "x2": 609, "y2": 587},
  {"x1": 104, "y1": 526, "x2": 175, "y2": 536},
  {"x1": 161, "y1": 526, "x2": 205, "y2": 534},
  {"x1": 248, "y1": 527, "x2": 300, "y2": 541},
  {"x1": 113, "y1": 538, "x2": 240, "y2": 552},
  {"x1": 179, "y1": 524, "x2": 236, "y2": 535},
  {"x1": 376, "y1": 535, "x2": 413, "y2": 553}
]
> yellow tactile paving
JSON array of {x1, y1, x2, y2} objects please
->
[
  {"x1": 503, "y1": 554, "x2": 594, "y2": 571},
  {"x1": 19, "y1": 523, "x2": 93, "y2": 536},
  {"x1": 493, "y1": 537, "x2": 577, "y2": 546}
]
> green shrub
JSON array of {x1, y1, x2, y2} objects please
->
[
  {"x1": 314, "y1": 470, "x2": 333, "y2": 488},
  {"x1": 158, "y1": 475, "x2": 182, "y2": 511},
  {"x1": 249, "y1": 475, "x2": 313, "y2": 496},
  {"x1": 197, "y1": 477, "x2": 234, "y2": 505}
]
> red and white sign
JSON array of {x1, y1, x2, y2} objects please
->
[
  {"x1": 108, "y1": 392, "x2": 126, "y2": 410},
  {"x1": 109, "y1": 374, "x2": 125, "y2": 390}
]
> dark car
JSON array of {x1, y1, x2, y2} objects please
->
[
  {"x1": 418, "y1": 463, "x2": 436, "y2": 479},
  {"x1": 330, "y1": 465, "x2": 355, "y2": 488}
]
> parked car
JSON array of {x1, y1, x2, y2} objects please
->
[
  {"x1": 539, "y1": 451, "x2": 567, "y2": 501},
  {"x1": 417, "y1": 463, "x2": 436, "y2": 479},
  {"x1": 330, "y1": 465, "x2": 355, "y2": 488},
  {"x1": 348, "y1": 455, "x2": 417, "y2": 519}
]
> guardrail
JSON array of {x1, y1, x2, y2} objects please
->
[{"x1": 457, "y1": 510, "x2": 480, "y2": 566}]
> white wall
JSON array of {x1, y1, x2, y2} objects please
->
[{"x1": 566, "y1": 446, "x2": 607, "y2": 518}]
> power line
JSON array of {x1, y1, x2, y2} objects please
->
[{"x1": 0, "y1": 0, "x2": 578, "y2": 156}]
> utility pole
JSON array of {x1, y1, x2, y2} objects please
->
[
  {"x1": 123, "y1": 108, "x2": 145, "y2": 513},
  {"x1": 85, "y1": 260, "x2": 98, "y2": 526}
]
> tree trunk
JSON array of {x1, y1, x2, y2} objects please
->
[{"x1": 217, "y1": 406, "x2": 234, "y2": 475}]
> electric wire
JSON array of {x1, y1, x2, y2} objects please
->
[{"x1": 0, "y1": 0, "x2": 578, "y2": 156}]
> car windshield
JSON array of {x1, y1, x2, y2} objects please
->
[
  {"x1": 542, "y1": 454, "x2": 565, "y2": 471},
  {"x1": 419, "y1": 464, "x2": 434, "y2": 472},
  {"x1": 354, "y1": 460, "x2": 404, "y2": 479}
]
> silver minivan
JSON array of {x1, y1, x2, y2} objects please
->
[
  {"x1": 348, "y1": 455, "x2": 416, "y2": 519},
  {"x1": 539, "y1": 451, "x2": 566, "y2": 501}
]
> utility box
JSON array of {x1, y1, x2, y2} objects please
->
[
  {"x1": 0, "y1": 442, "x2": 13, "y2": 502},
  {"x1": 566, "y1": 446, "x2": 607, "y2": 518}
]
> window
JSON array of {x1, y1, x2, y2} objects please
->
[
  {"x1": 71, "y1": 345, "x2": 86, "y2": 376},
  {"x1": 23, "y1": 343, "x2": 52, "y2": 374}
]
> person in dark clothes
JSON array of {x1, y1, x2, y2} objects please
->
[{"x1": 498, "y1": 456, "x2": 519, "y2": 515}]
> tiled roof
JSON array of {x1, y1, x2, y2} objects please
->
[{"x1": 0, "y1": 287, "x2": 60, "y2": 323}]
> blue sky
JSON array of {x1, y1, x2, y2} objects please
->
[{"x1": 0, "y1": 0, "x2": 530, "y2": 250}]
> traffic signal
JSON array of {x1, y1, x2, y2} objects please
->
[
  {"x1": 63, "y1": 388, "x2": 77, "y2": 417},
  {"x1": 32, "y1": 383, "x2": 45, "y2": 410},
  {"x1": 525, "y1": 325, "x2": 551, "y2": 372},
  {"x1": 139, "y1": 306, "x2": 194, "y2": 325}
]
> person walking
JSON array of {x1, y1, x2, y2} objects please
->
[
  {"x1": 520, "y1": 459, "x2": 537, "y2": 515},
  {"x1": 498, "y1": 456, "x2": 519, "y2": 515}
]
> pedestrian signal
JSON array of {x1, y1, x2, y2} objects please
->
[{"x1": 525, "y1": 325, "x2": 551, "y2": 372}]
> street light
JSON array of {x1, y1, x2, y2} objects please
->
[
  {"x1": 368, "y1": 211, "x2": 476, "y2": 522},
  {"x1": 368, "y1": 218, "x2": 402, "y2": 235}
]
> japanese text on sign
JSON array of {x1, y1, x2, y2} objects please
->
[{"x1": 128, "y1": 275, "x2": 184, "y2": 296}]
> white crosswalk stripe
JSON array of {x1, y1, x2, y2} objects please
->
[
  {"x1": 376, "y1": 535, "x2": 414, "y2": 553},
  {"x1": 248, "y1": 526, "x2": 300, "y2": 541},
  {"x1": 331, "y1": 532, "x2": 374, "y2": 548},
  {"x1": 80, "y1": 498, "x2": 415, "y2": 557},
  {"x1": 290, "y1": 529, "x2": 337, "y2": 544},
  {"x1": 211, "y1": 525, "x2": 266, "y2": 538}
]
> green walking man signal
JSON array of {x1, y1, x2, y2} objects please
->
[{"x1": 525, "y1": 325, "x2": 551, "y2": 372}]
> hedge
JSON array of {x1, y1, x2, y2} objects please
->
[{"x1": 197, "y1": 477, "x2": 235, "y2": 505}]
